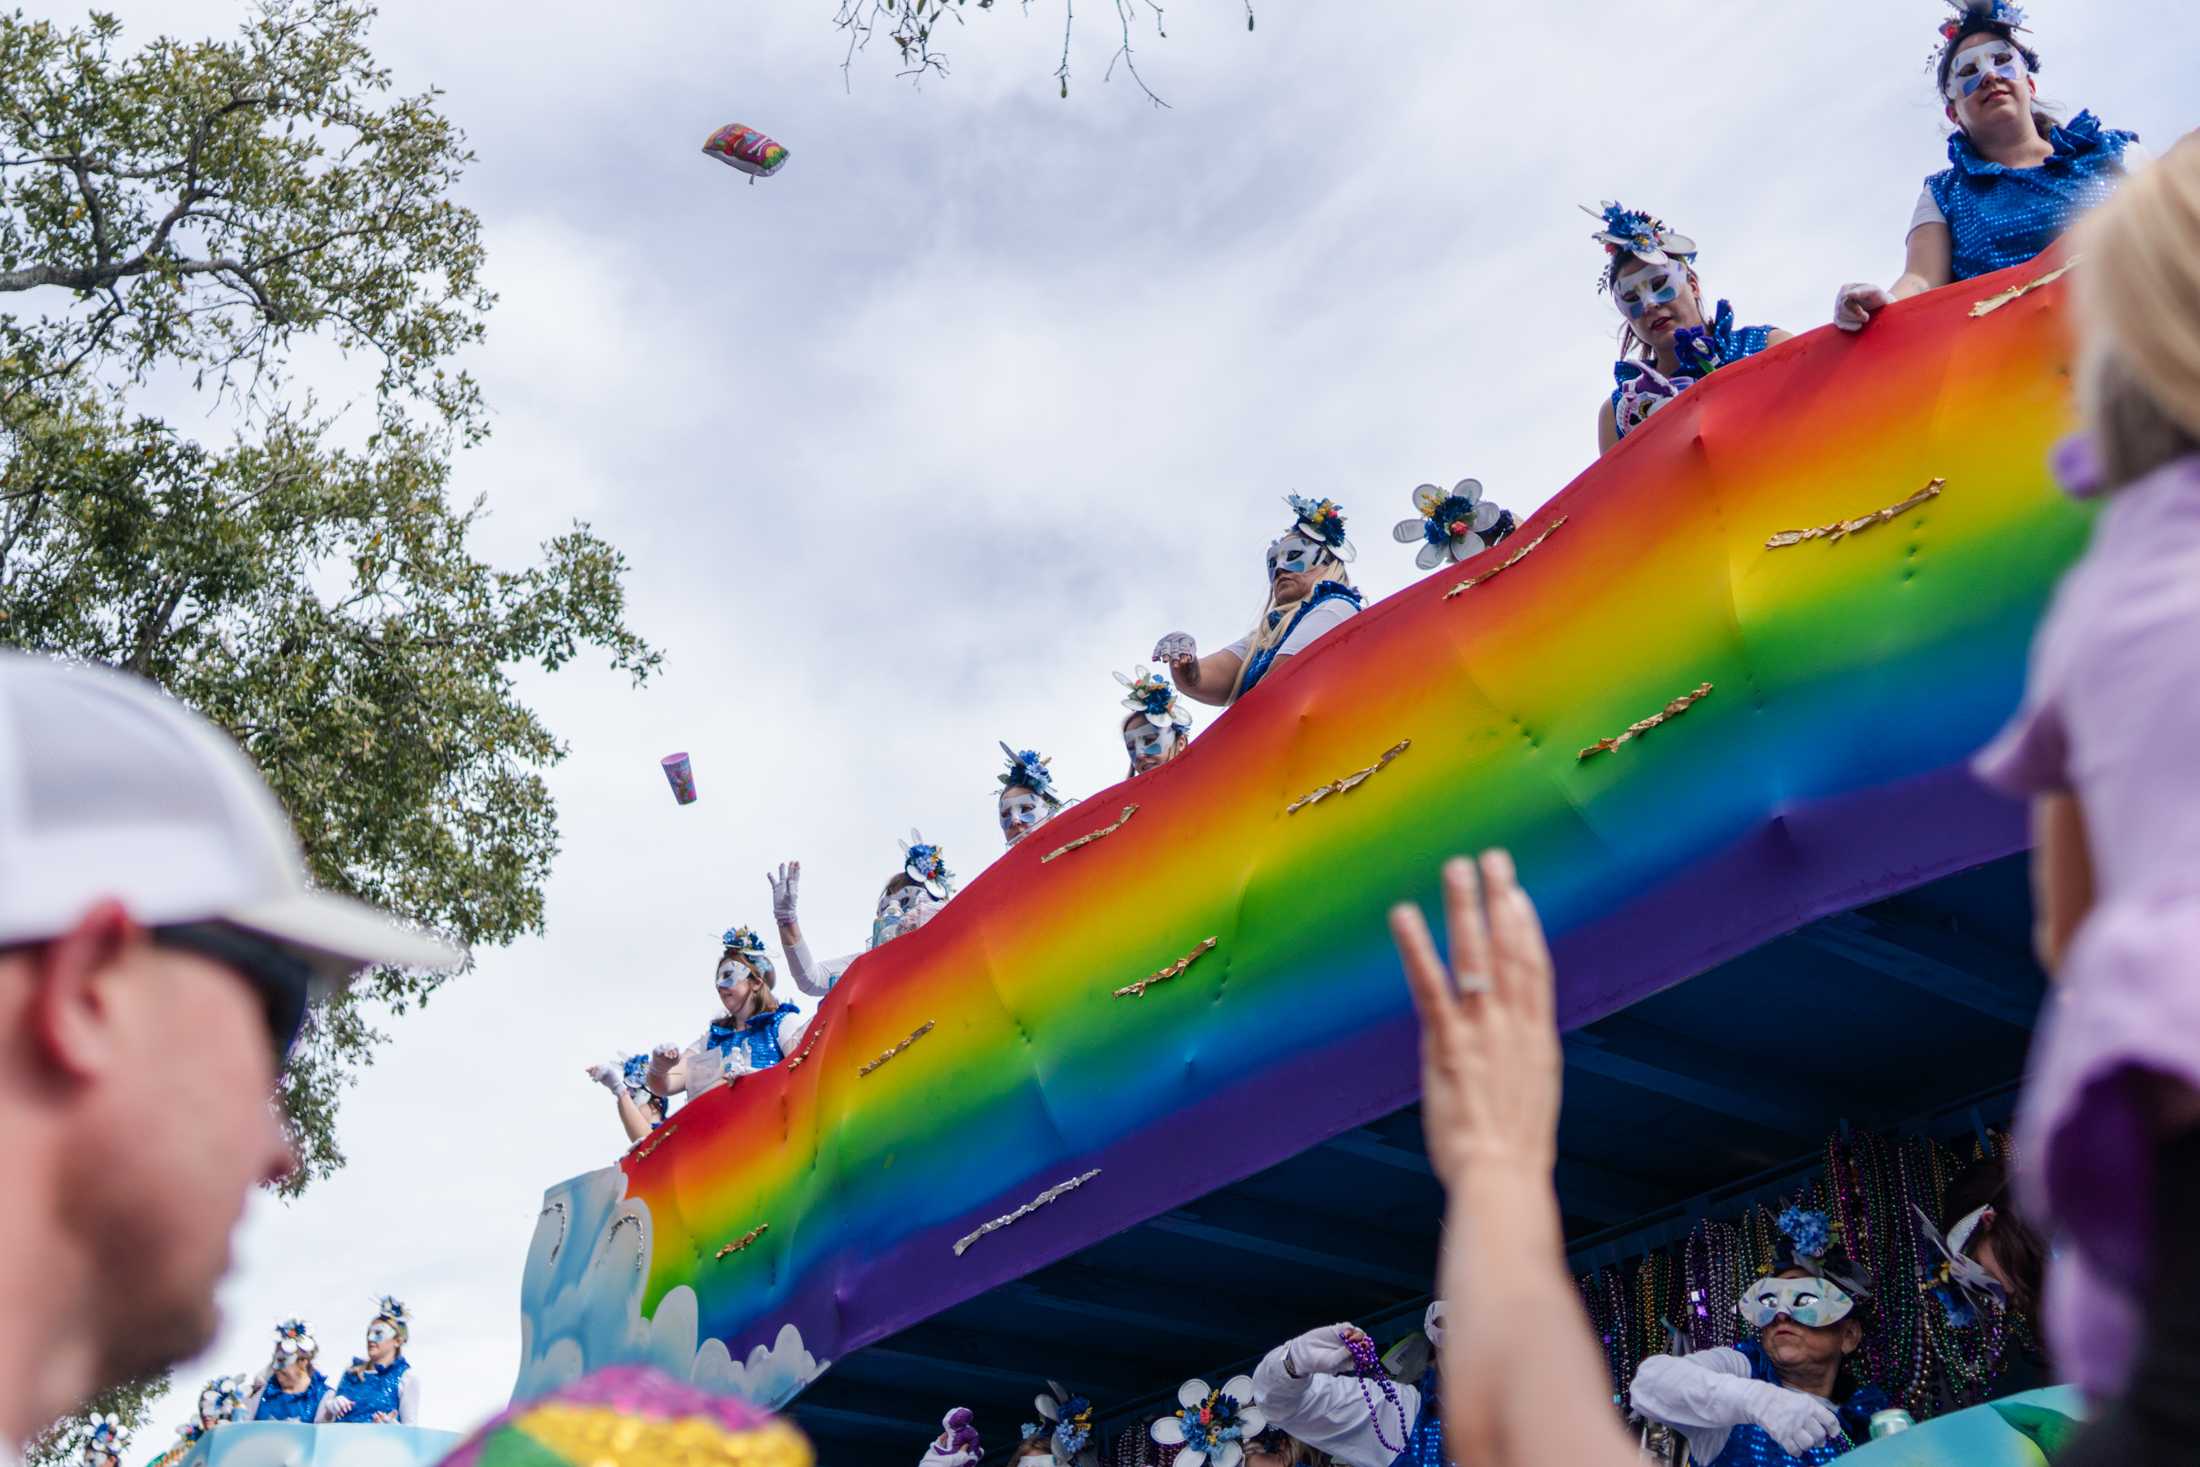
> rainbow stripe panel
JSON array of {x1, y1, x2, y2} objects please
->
[{"x1": 515, "y1": 257, "x2": 2088, "y2": 1403}]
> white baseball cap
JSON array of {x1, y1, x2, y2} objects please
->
[{"x1": 0, "y1": 651, "x2": 462, "y2": 985}]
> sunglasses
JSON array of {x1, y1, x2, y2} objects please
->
[{"x1": 150, "y1": 923, "x2": 311, "y2": 1065}]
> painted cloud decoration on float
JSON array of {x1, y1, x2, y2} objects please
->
[{"x1": 512, "y1": 1164, "x2": 828, "y2": 1410}]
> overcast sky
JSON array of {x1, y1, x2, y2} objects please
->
[{"x1": 63, "y1": 0, "x2": 2193, "y2": 1447}]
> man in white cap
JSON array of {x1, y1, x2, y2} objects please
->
[{"x1": 0, "y1": 652, "x2": 459, "y2": 1460}]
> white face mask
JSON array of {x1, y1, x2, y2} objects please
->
[
  {"x1": 1124, "y1": 721, "x2": 1177, "y2": 767},
  {"x1": 366, "y1": 1322, "x2": 398, "y2": 1346},
  {"x1": 1266, "y1": 534, "x2": 1328, "y2": 580},
  {"x1": 1613, "y1": 263, "x2": 1689, "y2": 321},
  {"x1": 1000, "y1": 789, "x2": 1049, "y2": 840},
  {"x1": 1947, "y1": 37, "x2": 2029, "y2": 101}
]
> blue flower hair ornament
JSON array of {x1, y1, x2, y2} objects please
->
[
  {"x1": 1940, "y1": 0, "x2": 2028, "y2": 42},
  {"x1": 1776, "y1": 1205, "x2": 1834, "y2": 1263},
  {"x1": 198, "y1": 1374, "x2": 248, "y2": 1422},
  {"x1": 1284, "y1": 494, "x2": 1355, "y2": 562},
  {"x1": 1150, "y1": 1375, "x2": 1266, "y2": 1467},
  {"x1": 1583, "y1": 200, "x2": 1699, "y2": 289},
  {"x1": 1034, "y1": 1379, "x2": 1097, "y2": 1460},
  {"x1": 901, "y1": 830, "x2": 955, "y2": 900},
  {"x1": 273, "y1": 1316, "x2": 318, "y2": 1359},
  {"x1": 372, "y1": 1294, "x2": 412, "y2": 1340},
  {"x1": 82, "y1": 1413, "x2": 128, "y2": 1464},
  {"x1": 997, "y1": 743, "x2": 1063, "y2": 806},
  {"x1": 719, "y1": 925, "x2": 774, "y2": 977},
  {"x1": 1116, "y1": 666, "x2": 1192, "y2": 732}
]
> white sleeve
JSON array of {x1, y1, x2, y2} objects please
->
[
  {"x1": 777, "y1": 1009, "x2": 813, "y2": 1057},
  {"x1": 1628, "y1": 1348, "x2": 1759, "y2": 1467},
  {"x1": 398, "y1": 1373, "x2": 419, "y2": 1425},
  {"x1": 675, "y1": 1035, "x2": 721, "y2": 1099},
  {"x1": 1908, "y1": 186, "x2": 1945, "y2": 235},
  {"x1": 1251, "y1": 1340, "x2": 1420, "y2": 1467},
  {"x1": 1224, "y1": 634, "x2": 1252, "y2": 662},
  {"x1": 2121, "y1": 138, "x2": 2154, "y2": 172},
  {"x1": 1275, "y1": 598, "x2": 1359, "y2": 659},
  {"x1": 240, "y1": 1387, "x2": 265, "y2": 1422},
  {"x1": 783, "y1": 934, "x2": 835, "y2": 998}
]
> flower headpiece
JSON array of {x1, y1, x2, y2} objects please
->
[
  {"x1": 82, "y1": 1414, "x2": 128, "y2": 1465},
  {"x1": 1284, "y1": 494, "x2": 1355, "y2": 562},
  {"x1": 1584, "y1": 201, "x2": 1699, "y2": 290},
  {"x1": 900, "y1": 830, "x2": 954, "y2": 900},
  {"x1": 719, "y1": 925, "x2": 774, "y2": 977},
  {"x1": 1115, "y1": 666, "x2": 1192, "y2": 732},
  {"x1": 373, "y1": 1294, "x2": 412, "y2": 1340},
  {"x1": 273, "y1": 1316, "x2": 318, "y2": 1359},
  {"x1": 1150, "y1": 1375, "x2": 1266, "y2": 1467},
  {"x1": 1913, "y1": 1202, "x2": 2007, "y2": 1326},
  {"x1": 1035, "y1": 1380, "x2": 1097, "y2": 1462},
  {"x1": 997, "y1": 743, "x2": 1063, "y2": 806},
  {"x1": 1776, "y1": 1205, "x2": 1833, "y2": 1263},
  {"x1": 1939, "y1": 0, "x2": 2028, "y2": 42},
  {"x1": 1391, "y1": 478, "x2": 1518, "y2": 570},
  {"x1": 199, "y1": 1374, "x2": 247, "y2": 1422}
]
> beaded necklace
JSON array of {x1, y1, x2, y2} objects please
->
[{"x1": 1344, "y1": 1331, "x2": 1406, "y2": 1454}]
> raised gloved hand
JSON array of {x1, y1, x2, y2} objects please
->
[
  {"x1": 1833, "y1": 281, "x2": 1893, "y2": 332},
  {"x1": 1284, "y1": 1322, "x2": 1360, "y2": 1379},
  {"x1": 768, "y1": 861, "x2": 801, "y2": 924},
  {"x1": 1152, "y1": 631, "x2": 1197, "y2": 665},
  {"x1": 652, "y1": 1041, "x2": 682, "y2": 1063},
  {"x1": 585, "y1": 1062, "x2": 622, "y2": 1092},
  {"x1": 1744, "y1": 1381, "x2": 1842, "y2": 1456}
]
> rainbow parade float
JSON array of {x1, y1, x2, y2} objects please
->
[{"x1": 506, "y1": 256, "x2": 2092, "y2": 1464}]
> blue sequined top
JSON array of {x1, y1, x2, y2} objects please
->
[
  {"x1": 1924, "y1": 111, "x2": 2139, "y2": 281},
  {"x1": 1608, "y1": 301, "x2": 1777, "y2": 440},
  {"x1": 1386, "y1": 1368, "x2": 1445, "y2": 1467},
  {"x1": 1700, "y1": 1342, "x2": 1889, "y2": 1467},
  {"x1": 250, "y1": 1368, "x2": 329, "y2": 1422},
  {"x1": 705, "y1": 1001, "x2": 801, "y2": 1071},
  {"x1": 329, "y1": 1355, "x2": 408, "y2": 1423}
]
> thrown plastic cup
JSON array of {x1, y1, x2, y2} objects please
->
[{"x1": 661, "y1": 752, "x2": 698, "y2": 805}]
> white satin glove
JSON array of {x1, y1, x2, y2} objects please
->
[
  {"x1": 586, "y1": 1062, "x2": 621, "y2": 1092},
  {"x1": 769, "y1": 862, "x2": 801, "y2": 924},
  {"x1": 1744, "y1": 1382, "x2": 1842, "y2": 1456},
  {"x1": 1834, "y1": 281, "x2": 1892, "y2": 332},
  {"x1": 1285, "y1": 1323, "x2": 1360, "y2": 1378},
  {"x1": 1152, "y1": 631, "x2": 1197, "y2": 665},
  {"x1": 652, "y1": 1042, "x2": 682, "y2": 1063}
]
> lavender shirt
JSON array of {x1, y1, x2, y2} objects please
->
[{"x1": 1974, "y1": 450, "x2": 2200, "y2": 1394}]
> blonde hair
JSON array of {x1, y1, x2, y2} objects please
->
[
  {"x1": 2072, "y1": 135, "x2": 2200, "y2": 488},
  {"x1": 1226, "y1": 551, "x2": 1351, "y2": 703}
]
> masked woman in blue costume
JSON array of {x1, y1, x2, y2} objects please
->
[
  {"x1": 243, "y1": 1318, "x2": 330, "y2": 1422},
  {"x1": 147, "y1": 1378, "x2": 243, "y2": 1467},
  {"x1": 997, "y1": 744, "x2": 1066, "y2": 848},
  {"x1": 320, "y1": 1298, "x2": 418, "y2": 1424},
  {"x1": 1116, "y1": 668, "x2": 1193, "y2": 778},
  {"x1": 1835, "y1": 1, "x2": 2146, "y2": 331},
  {"x1": 1157, "y1": 497, "x2": 1362, "y2": 710},
  {"x1": 1589, "y1": 204, "x2": 1790, "y2": 454},
  {"x1": 769, "y1": 834, "x2": 955, "y2": 1002},
  {"x1": 1630, "y1": 1209, "x2": 1891, "y2": 1465},
  {"x1": 647, "y1": 925, "x2": 810, "y2": 1103}
]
